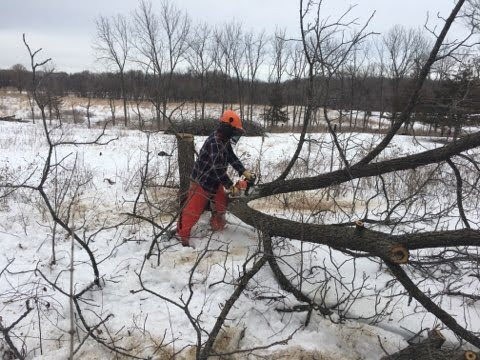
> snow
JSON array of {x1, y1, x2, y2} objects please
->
[{"x1": 0, "y1": 92, "x2": 479, "y2": 359}]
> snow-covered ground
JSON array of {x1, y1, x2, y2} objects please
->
[{"x1": 0, "y1": 92, "x2": 479, "y2": 359}]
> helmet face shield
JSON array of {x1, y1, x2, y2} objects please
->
[
  {"x1": 231, "y1": 127, "x2": 245, "y2": 144},
  {"x1": 231, "y1": 134, "x2": 241, "y2": 144}
]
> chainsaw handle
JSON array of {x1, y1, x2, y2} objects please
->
[
  {"x1": 229, "y1": 174, "x2": 257, "y2": 198},
  {"x1": 245, "y1": 173, "x2": 256, "y2": 196}
]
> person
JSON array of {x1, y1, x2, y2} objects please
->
[{"x1": 176, "y1": 109, "x2": 254, "y2": 246}]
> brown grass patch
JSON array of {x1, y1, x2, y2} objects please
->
[
  {"x1": 145, "y1": 185, "x2": 179, "y2": 211},
  {"x1": 59, "y1": 327, "x2": 337, "y2": 360},
  {"x1": 266, "y1": 346, "x2": 335, "y2": 360},
  {"x1": 0, "y1": 88, "x2": 28, "y2": 100}
]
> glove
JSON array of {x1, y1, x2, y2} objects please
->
[
  {"x1": 229, "y1": 185, "x2": 240, "y2": 197},
  {"x1": 242, "y1": 170, "x2": 254, "y2": 180}
]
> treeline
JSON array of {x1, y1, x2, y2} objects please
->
[
  {"x1": 0, "y1": 68, "x2": 273, "y2": 106},
  {"x1": 2, "y1": 0, "x2": 480, "y2": 132},
  {"x1": 2, "y1": 66, "x2": 480, "y2": 129}
]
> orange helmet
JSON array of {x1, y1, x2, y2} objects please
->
[{"x1": 220, "y1": 110, "x2": 243, "y2": 130}]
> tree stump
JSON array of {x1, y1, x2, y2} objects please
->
[
  {"x1": 381, "y1": 330, "x2": 445, "y2": 359},
  {"x1": 382, "y1": 330, "x2": 479, "y2": 360},
  {"x1": 176, "y1": 133, "x2": 195, "y2": 208}
]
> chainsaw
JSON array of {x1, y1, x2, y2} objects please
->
[{"x1": 229, "y1": 173, "x2": 257, "y2": 198}]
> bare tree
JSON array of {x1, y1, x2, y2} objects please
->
[
  {"x1": 129, "y1": 69, "x2": 149, "y2": 129},
  {"x1": 382, "y1": 25, "x2": 431, "y2": 125},
  {"x1": 215, "y1": 21, "x2": 247, "y2": 116},
  {"x1": 245, "y1": 29, "x2": 267, "y2": 122},
  {"x1": 372, "y1": 36, "x2": 388, "y2": 129},
  {"x1": 0, "y1": 36, "x2": 127, "y2": 358},
  {"x1": 133, "y1": 0, "x2": 190, "y2": 129},
  {"x1": 159, "y1": 0, "x2": 190, "y2": 123},
  {"x1": 10, "y1": 63, "x2": 28, "y2": 94},
  {"x1": 211, "y1": 26, "x2": 230, "y2": 112},
  {"x1": 342, "y1": 42, "x2": 376, "y2": 130},
  {"x1": 263, "y1": 28, "x2": 291, "y2": 128},
  {"x1": 278, "y1": 0, "x2": 375, "y2": 180},
  {"x1": 464, "y1": 0, "x2": 480, "y2": 32},
  {"x1": 186, "y1": 22, "x2": 214, "y2": 121},
  {"x1": 94, "y1": 14, "x2": 131, "y2": 126},
  {"x1": 133, "y1": 0, "x2": 165, "y2": 129},
  {"x1": 286, "y1": 41, "x2": 307, "y2": 129}
]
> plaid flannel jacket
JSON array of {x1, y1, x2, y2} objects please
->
[{"x1": 191, "y1": 131, "x2": 245, "y2": 193}]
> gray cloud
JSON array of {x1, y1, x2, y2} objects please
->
[{"x1": 0, "y1": 0, "x2": 467, "y2": 72}]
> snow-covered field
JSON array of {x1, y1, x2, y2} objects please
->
[{"x1": 0, "y1": 92, "x2": 479, "y2": 359}]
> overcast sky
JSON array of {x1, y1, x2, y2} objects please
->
[{"x1": 0, "y1": 0, "x2": 465, "y2": 73}]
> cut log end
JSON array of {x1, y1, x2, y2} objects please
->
[
  {"x1": 390, "y1": 244, "x2": 409, "y2": 264},
  {"x1": 176, "y1": 133, "x2": 194, "y2": 141},
  {"x1": 463, "y1": 351, "x2": 477, "y2": 360}
]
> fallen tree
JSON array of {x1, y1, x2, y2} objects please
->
[
  {"x1": 229, "y1": 0, "x2": 480, "y2": 350},
  {"x1": 0, "y1": 115, "x2": 28, "y2": 123}
]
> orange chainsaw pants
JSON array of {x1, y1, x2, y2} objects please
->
[{"x1": 176, "y1": 182, "x2": 228, "y2": 241}]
